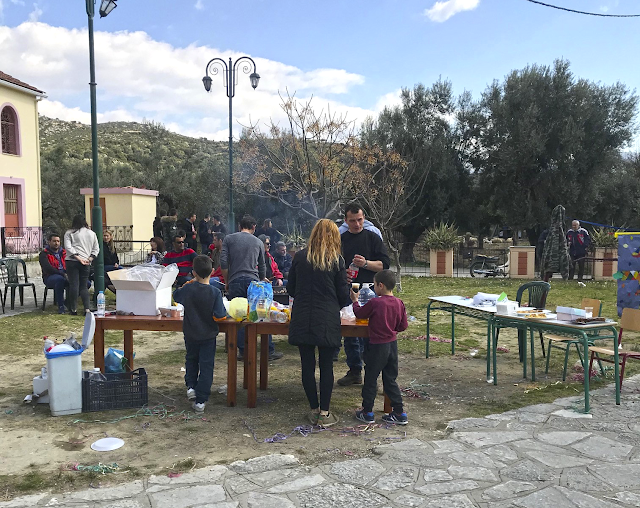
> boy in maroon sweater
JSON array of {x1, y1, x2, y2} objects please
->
[{"x1": 350, "y1": 269, "x2": 408, "y2": 425}]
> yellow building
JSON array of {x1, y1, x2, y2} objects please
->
[
  {"x1": 80, "y1": 186, "x2": 159, "y2": 242},
  {"x1": 0, "y1": 71, "x2": 45, "y2": 230}
]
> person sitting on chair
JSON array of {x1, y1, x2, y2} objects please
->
[
  {"x1": 103, "y1": 229, "x2": 122, "y2": 293},
  {"x1": 39, "y1": 233, "x2": 68, "y2": 314},
  {"x1": 163, "y1": 230, "x2": 198, "y2": 286}
]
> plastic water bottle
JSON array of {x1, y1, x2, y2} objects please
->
[
  {"x1": 347, "y1": 262, "x2": 359, "y2": 280},
  {"x1": 97, "y1": 291, "x2": 105, "y2": 317},
  {"x1": 357, "y1": 283, "x2": 376, "y2": 307},
  {"x1": 88, "y1": 367, "x2": 107, "y2": 382}
]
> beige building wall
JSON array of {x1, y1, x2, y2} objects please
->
[
  {"x1": 81, "y1": 187, "x2": 158, "y2": 241},
  {"x1": 131, "y1": 194, "x2": 156, "y2": 241},
  {"x1": 0, "y1": 84, "x2": 43, "y2": 227}
]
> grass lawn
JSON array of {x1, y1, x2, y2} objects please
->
[{"x1": 0, "y1": 276, "x2": 636, "y2": 499}]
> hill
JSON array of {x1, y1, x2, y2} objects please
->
[{"x1": 39, "y1": 116, "x2": 231, "y2": 231}]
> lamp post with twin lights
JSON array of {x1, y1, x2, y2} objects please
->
[
  {"x1": 202, "y1": 57, "x2": 260, "y2": 233},
  {"x1": 85, "y1": 0, "x2": 117, "y2": 294}
]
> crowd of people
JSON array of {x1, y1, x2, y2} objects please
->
[
  {"x1": 171, "y1": 204, "x2": 408, "y2": 427},
  {"x1": 39, "y1": 205, "x2": 409, "y2": 427}
]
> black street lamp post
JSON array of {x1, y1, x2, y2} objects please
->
[
  {"x1": 202, "y1": 57, "x2": 260, "y2": 233},
  {"x1": 85, "y1": 0, "x2": 117, "y2": 295}
]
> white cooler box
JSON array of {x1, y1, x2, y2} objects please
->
[{"x1": 109, "y1": 266, "x2": 178, "y2": 316}]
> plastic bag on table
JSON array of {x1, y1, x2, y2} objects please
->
[
  {"x1": 228, "y1": 297, "x2": 248, "y2": 321},
  {"x1": 247, "y1": 281, "x2": 273, "y2": 322},
  {"x1": 117, "y1": 263, "x2": 179, "y2": 288},
  {"x1": 104, "y1": 347, "x2": 135, "y2": 373},
  {"x1": 340, "y1": 304, "x2": 356, "y2": 322}
]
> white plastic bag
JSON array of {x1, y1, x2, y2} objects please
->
[{"x1": 340, "y1": 304, "x2": 356, "y2": 322}]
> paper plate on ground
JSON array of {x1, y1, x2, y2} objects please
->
[{"x1": 91, "y1": 437, "x2": 124, "y2": 451}]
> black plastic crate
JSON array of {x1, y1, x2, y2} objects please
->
[{"x1": 82, "y1": 368, "x2": 148, "y2": 412}]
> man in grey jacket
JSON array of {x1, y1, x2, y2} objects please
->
[{"x1": 221, "y1": 215, "x2": 283, "y2": 360}]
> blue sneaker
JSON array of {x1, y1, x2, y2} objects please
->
[
  {"x1": 382, "y1": 411, "x2": 408, "y2": 425},
  {"x1": 355, "y1": 408, "x2": 375, "y2": 424}
]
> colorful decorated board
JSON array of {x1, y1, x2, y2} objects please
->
[{"x1": 614, "y1": 232, "x2": 640, "y2": 316}]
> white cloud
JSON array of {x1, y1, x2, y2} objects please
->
[
  {"x1": 194, "y1": 0, "x2": 204, "y2": 10},
  {"x1": 0, "y1": 22, "x2": 392, "y2": 141},
  {"x1": 28, "y1": 2, "x2": 42, "y2": 21},
  {"x1": 424, "y1": 0, "x2": 479, "y2": 22},
  {"x1": 373, "y1": 89, "x2": 402, "y2": 112}
]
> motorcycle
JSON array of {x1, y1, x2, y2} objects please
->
[{"x1": 469, "y1": 254, "x2": 508, "y2": 277}]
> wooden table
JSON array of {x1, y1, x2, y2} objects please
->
[
  {"x1": 244, "y1": 319, "x2": 391, "y2": 411},
  {"x1": 93, "y1": 315, "x2": 246, "y2": 407}
]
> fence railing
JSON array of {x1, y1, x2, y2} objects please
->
[{"x1": 1, "y1": 225, "x2": 134, "y2": 258}]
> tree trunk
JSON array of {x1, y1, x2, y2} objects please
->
[{"x1": 400, "y1": 241, "x2": 416, "y2": 263}]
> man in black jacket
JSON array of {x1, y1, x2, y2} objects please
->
[
  {"x1": 198, "y1": 214, "x2": 213, "y2": 254},
  {"x1": 181, "y1": 213, "x2": 198, "y2": 251},
  {"x1": 338, "y1": 203, "x2": 390, "y2": 386}
]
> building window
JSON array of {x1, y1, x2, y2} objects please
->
[{"x1": 1, "y1": 106, "x2": 19, "y2": 155}]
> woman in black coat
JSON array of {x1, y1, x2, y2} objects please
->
[{"x1": 287, "y1": 219, "x2": 351, "y2": 427}]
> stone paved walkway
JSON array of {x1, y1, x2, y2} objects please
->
[{"x1": 4, "y1": 377, "x2": 640, "y2": 507}]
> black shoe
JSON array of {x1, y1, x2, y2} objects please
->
[
  {"x1": 268, "y1": 351, "x2": 284, "y2": 361},
  {"x1": 355, "y1": 408, "x2": 375, "y2": 423},
  {"x1": 337, "y1": 369, "x2": 362, "y2": 386},
  {"x1": 382, "y1": 411, "x2": 408, "y2": 425},
  {"x1": 237, "y1": 351, "x2": 245, "y2": 361},
  {"x1": 69, "y1": 310, "x2": 78, "y2": 316},
  {"x1": 58, "y1": 306, "x2": 66, "y2": 314}
]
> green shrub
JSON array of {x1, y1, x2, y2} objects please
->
[
  {"x1": 591, "y1": 227, "x2": 617, "y2": 249},
  {"x1": 424, "y1": 222, "x2": 459, "y2": 251}
]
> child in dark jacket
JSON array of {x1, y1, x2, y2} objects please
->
[
  {"x1": 350, "y1": 269, "x2": 408, "y2": 425},
  {"x1": 173, "y1": 255, "x2": 227, "y2": 413}
]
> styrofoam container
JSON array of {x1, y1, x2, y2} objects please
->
[
  {"x1": 32, "y1": 375, "x2": 49, "y2": 404},
  {"x1": 556, "y1": 306, "x2": 586, "y2": 321},
  {"x1": 109, "y1": 268, "x2": 177, "y2": 316},
  {"x1": 496, "y1": 301, "x2": 519, "y2": 315},
  {"x1": 44, "y1": 312, "x2": 95, "y2": 416}
]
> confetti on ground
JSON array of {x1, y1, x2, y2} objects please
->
[{"x1": 62, "y1": 462, "x2": 119, "y2": 474}]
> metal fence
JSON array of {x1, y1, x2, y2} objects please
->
[
  {"x1": 393, "y1": 244, "x2": 510, "y2": 277},
  {"x1": 1, "y1": 225, "x2": 134, "y2": 258}
]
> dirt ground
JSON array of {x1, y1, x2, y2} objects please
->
[{"x1": 0, "y1": 309, "x2": 597, "y2": 498}]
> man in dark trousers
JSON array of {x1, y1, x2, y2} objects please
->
[
  {"x1": 198, "y1": 214, "x2": 213, "y2": 254},
  {"x1": 566, "y1": 220, "x2": 591, "y2": 281},
  {"x1": 39, "y1": 233, "x2": 68, "y2": 314},
  {"x1": 338, "y1": 203, "x2": 390, "y2": 386},
  {"x1": 221, "y1": 215, "x2": 283, "y2": 360}
]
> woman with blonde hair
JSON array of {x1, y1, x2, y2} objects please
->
[{"x1": 287, "y1": 219, "x2": 351, "y2": 427}]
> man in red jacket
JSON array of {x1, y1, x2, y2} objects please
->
[{"x1": 39, "y1": 233, "x2": 68, "y2": 313}]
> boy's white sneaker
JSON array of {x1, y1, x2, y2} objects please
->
[
  {"x1": 187, "y1": 388, "x2": 196, "y2": 401},
  {"x1": 192, "y1": 401, "x2": 205, "y2": 413}
]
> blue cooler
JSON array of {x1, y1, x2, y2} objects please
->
[{"x1": 45, "y1": 312, "x2": 95, "y2": 416}]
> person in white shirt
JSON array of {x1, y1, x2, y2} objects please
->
[{"x1": 64, "y1": 215, "x2": 100, "y2": 315}]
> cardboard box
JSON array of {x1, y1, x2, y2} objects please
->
[
  {"x1": 556, "y1": 306, "x2": 586, "y2": 321},
  {"x1": 109, "y1": 267, "x2": 177, "y2": 315}
]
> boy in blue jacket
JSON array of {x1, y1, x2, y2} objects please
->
[{"x1": 173, "y1": 255, "x2": 227, "y2": 413}]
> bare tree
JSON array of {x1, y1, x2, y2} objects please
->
[
  {"x1": 238, "y1": 93, "x2": 366, "y2": 220},
  {"x1": 358, "y1": 144, "x2": 428, "y2": 290}
]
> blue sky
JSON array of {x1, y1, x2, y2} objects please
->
[{"x1": 0, "y1": 0, "x2": 638, "y2": 146}]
